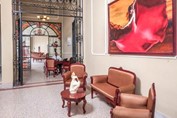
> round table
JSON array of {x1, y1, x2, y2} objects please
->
[{"x1": 60, "y1": 89, "x2": 86, "y2": 117}]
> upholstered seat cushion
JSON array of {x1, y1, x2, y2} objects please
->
[
  {"x1": 112, "y1": 106, "x2": 151, "y2": 118},
  {"x1": 91, "y1": 82, "x2": 118, "y2": 101}
]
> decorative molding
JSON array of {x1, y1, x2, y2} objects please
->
[{"x1": 91, "y1": 0, "x2": 108, "y2": 55}]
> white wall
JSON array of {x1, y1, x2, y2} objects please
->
[
  {"x1": 0, "y1": 4, "x2": 1, "y2": 67},
  {"x1": 62, "y1": 17, "x2": 74, "y2": 59},
  {"x1": 84, "y1": 0, "x2": 177, "y2": 118}
]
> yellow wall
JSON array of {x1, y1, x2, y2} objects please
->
[
  {"x1": 1, "y1": 0, "x2": 13, "y2": 87},
  {"x1": 84, "y1": 0, "x2": 177, "y2": 117}
]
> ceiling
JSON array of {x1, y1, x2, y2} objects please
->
[
  {"x1": 15, "y1": 0, "x2": 79, "y2": 22},
  {"x1": 22, "y1": 14, "x2": 62, "y2": 23}
]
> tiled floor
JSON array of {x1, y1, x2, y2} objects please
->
[
  {"x1": 0, "y1": 61, "x2": 165, "y2": 118},
  {"x1": 0, "y1": 61, "x2": 113, "y2": 118},
  {"x1": 0, "y1": 84, "x2": 112, "y2": 118},
  {"x1": 23, "y1": 61, "x2": 62, "y2": 85}
]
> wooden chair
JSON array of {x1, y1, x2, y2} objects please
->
[
  {"x1": 62, "y1": 63, "x2": 87, "y2": 90},
  {"x1": 45, "y1": 58, "x2": 58, "y2": 77},
  {"x1": 110, "y1": 83, "x2": 156, "y2": 118}
]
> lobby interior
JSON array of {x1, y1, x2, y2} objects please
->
[{"x1": 0, "y1": 0, "x2": 177, "y2": 118}]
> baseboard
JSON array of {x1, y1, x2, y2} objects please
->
[
  {"x1": 0, "y1": 82, "x2": 13, "y2": 89},
  {"x1": 155, "y1": 111, "x2": 170, "y2": 118}
]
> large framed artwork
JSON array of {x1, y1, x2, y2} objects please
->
[{"x1": 108, "y1": 0, "x2": 176, "y2": 56}]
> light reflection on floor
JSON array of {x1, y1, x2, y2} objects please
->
[{"x1": 23, "y1": 61, "x2": 62, "y2": 85}]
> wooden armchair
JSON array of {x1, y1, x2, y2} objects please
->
[
  {"x1": 110, "y1": 83, "x2": 156, "y2": 118},
  {"x1": 62, "y1": 63, "x2": 88, "y2": 90},
  {"x1": 45, "y1": 58, "x2": 58, "y2": 77}
]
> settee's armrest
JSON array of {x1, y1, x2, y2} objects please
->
[
  {"x1": 91, "y1": 75, "x2": 108, "y2": 84},
  {"x1": 119, "y1": 84, "x2": 135, "y2": 93},
  {"x1": 62, "y1": 71, "x2": 72, "y2": 82},
  {"x1": 118, "y1": 93, "x2": 148, "y2": 108}
]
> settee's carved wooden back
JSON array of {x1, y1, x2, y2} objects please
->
[{"x1": 107, "y1": 67, "x2": 136, "y2": 92}]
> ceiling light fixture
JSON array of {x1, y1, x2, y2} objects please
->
[{"x1": 37, "y1": 15, "x2": 50, "y2": 21}]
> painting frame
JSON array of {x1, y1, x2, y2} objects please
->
[{"x1": 108, "y1": 0, "x2": 176, "y2": 56}]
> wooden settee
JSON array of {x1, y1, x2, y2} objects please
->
[{"x1": 90, "y1": 67, "x2": 136, "y2": 107}]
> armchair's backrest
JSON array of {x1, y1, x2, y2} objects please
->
[
  {"x1": 46, "y1": 58, "x2": 55, "y2": 68},
  {"x1": 107, "y1": 67, "x2": 136, "y2": 88},
  {"x1": 70, "y1": 63, "x2": 86, "y2": 78},
  {"x1": 147, "y1": 83, "x2": 156, "y2": 118}
]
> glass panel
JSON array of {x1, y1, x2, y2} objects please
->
[
  {"x1": 49, "y1": 46, "x2": 61, "y2": 57},
  {"x1": 32, "y1": 25, "x2": 37, "y2": 28},
  {"x1": 23, "y1": 26, "x2": 33, "y2": 35},
  {"x1": 23, "y1": 36, "x2": 30, "y2": 46},
  {"x1": 31, "y1": 28, "x2": 48, "y2": 36},
  {"x1": 22, "y1": 36, "x2": 31, "y2": 70},
  {"x1": 46, "y1": 27, "x2": 57, "y2": 36},
  {"x1": 48, "y1": 37, "x2": 61, "y2": 57},
  {"x1": 41, "y1": 25, "x2": 48, "y2": 29}
]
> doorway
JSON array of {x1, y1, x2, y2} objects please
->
[
  {"x1": 23, "y1": 36, "x2": 48, "y2": 84},
  {"x1": 12, "y1": 0, "x2": 83, "y2": 86},
  {"x1": 22, "y1": 21, "x2": 62, "y2": 84}
]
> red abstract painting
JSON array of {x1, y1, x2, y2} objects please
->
[{"x1": 108, "y1": 0, "x2": 176, "y2": 56}]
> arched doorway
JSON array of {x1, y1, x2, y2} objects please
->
[
  {"x1": 22, "y1": 21, "x2": 62, "y2": 71},
  {"x1": 12, "y1": 0, "x2": 83, "y2": 86}
]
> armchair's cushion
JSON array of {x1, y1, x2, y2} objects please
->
[
  {"x1": 112, "y1": 106, "x2": 151, "y2": 118},
  {"x1": 91, "y1": 82, "x2": 118, "y2": 101},
  {"x1": 107, "y1": 68, "x2": 135, "y2": 88}
]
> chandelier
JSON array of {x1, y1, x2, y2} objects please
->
[{"x1": 37, "y1": 15, "x2": 50, "y2": 21}]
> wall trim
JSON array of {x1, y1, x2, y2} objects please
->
[
  {"x1": 91, "y1": 0, "x2": 108, "y2": 55},
  {"x1": 155, "y1": 111, "x2": 169, "y2": 118},
  {"x1": 0, "y1": 83, "x2": 13, "y2": 89}
]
